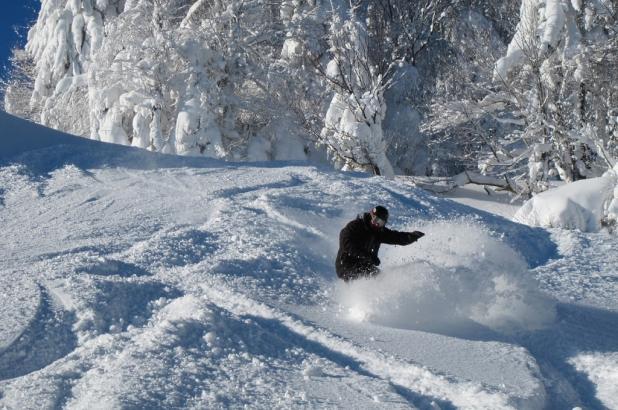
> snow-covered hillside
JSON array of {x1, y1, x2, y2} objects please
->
[{"x1": 1, "y1": 111, "x2": 617, "y2": 409}]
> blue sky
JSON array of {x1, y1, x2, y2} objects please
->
[{"x1": 0, "y1": 1, "x2": 39, "y2": 77}]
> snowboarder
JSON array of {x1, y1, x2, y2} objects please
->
[{"x1": 336, "y1": 206, "x2": 424, "y2": 281}]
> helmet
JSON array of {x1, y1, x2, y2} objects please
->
[
  {"x1": 370, "y1": 206, "x2": 388, "y2": 228},
  {"x1": 371, "y1": 206, "x2": 389, "y2": 221}
]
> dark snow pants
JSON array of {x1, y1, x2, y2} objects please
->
[{"x1": 337, "y1": 260, "x2": 380, "y2": 282}]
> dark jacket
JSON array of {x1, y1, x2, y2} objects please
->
[{"x1": 335, "y1": 213, "x2": 423, "y2": 281}]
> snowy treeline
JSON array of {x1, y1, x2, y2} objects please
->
[
  {"x1": 494, "y1": 0, "x2": 618, "y2": 192},
  {"x1": 1, "y1": 0, "x2": 616, "y2": 191},
  {"x1": 426, "y1": 0, "x2": 618, "y2": 194}
]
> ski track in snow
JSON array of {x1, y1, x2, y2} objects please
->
[
  {"x1": 0, "y1": 285, "x2": 76, "y2": 382},
  {"x1": 1, "y1": 124, "x2": 617, "y2": 408}
]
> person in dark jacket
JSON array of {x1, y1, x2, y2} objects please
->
[{"x1": 335, "y1": 205, "x2": 424, "y2": 281}]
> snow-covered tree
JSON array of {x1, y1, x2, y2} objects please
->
[
  {"x1": 1, "y1": 48, "x2": 38, "y2": 121},
  {"x1": 493, "y1": 0, "x2": 618, "y2": 192},
  {"x1": 319, "y1": 6, "x2": 394, "y2": 176},
  {"x1": 317, "y1": 0, "x2": 455, "y2": 177},
  {"x1": 421, "y1": 6, "x2": 517, "y2": 178},
  {"x1": 86, "y1": 0, "x2": 229, "y2": 155},
  {"x1": 421, "y1": 0, "x2": 616, "y2": 194},
  {"x1": 14, "y1": 0, "x2": 288, "y2": 158},
  {"x1": 9, "y1": 0, "x2": 612, "y2": 183},
  {"x1": 24, "y1": 0, "x2": 121, "y2": 135},
  {"x1": 366, "y1": 0, "x2": 456, "y2": 176},
  {"x1": 266, "y1": 0, "x2": 332, "y2": 161}
]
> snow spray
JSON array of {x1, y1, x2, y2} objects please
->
[{"x1": 335, "y1": 221, "x2": 556, "y2": 335}]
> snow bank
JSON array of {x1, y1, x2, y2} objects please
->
[
  {"x1": 336, "y1": 221, "x2": 556, "y2": 335},
  {"x1": 514, "y1": 170, "x2": 618, "y2": 232}
]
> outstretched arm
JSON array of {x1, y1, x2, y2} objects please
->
[{"x1": 380, "y1": 228, "x2": 425, "y2": 245}]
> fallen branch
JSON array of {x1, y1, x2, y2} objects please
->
[
  {"x1": 453, "y1": 171, "x2": 521, "y2": 194},
  {"x1": 400, "y1": 171, "x2": 522, "y2": 195}
]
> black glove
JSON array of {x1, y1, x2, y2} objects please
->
[
  {"x1": 371, "y1": 255, "x2": 381, "y2": 266},
  {"x1": 407, "y1": 231, "x2": 425, "y2": 243}
]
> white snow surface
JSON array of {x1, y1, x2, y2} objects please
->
[
  {"x1": 514, "y1": 172, "x2": 618, "y2": 231},
  {"x1": 1, "y1": 110, "x2": 617, "y2": 409}
]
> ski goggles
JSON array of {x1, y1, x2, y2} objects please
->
[{"x1": 370, "y1": 214, "x2": 386, "y2": 228}]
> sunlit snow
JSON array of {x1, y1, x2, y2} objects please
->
[{"x1": 1, "y1": 111, "x2": 617, "y2": 409}]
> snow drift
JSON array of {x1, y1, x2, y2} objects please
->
[{"x1": 514, "y1": 167, "x2": 618, "y2": 232}]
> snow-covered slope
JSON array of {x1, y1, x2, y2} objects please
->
[{"x1": 1, "y1": 111, "x2": 617, "y2": 409}]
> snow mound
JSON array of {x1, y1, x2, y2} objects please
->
[
  {"x1": 514, "y1": 171, "x2": 618, "y2": 232},
  {"x1": 336, "y1": 221, "x2": 556, "y2": 335}
]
